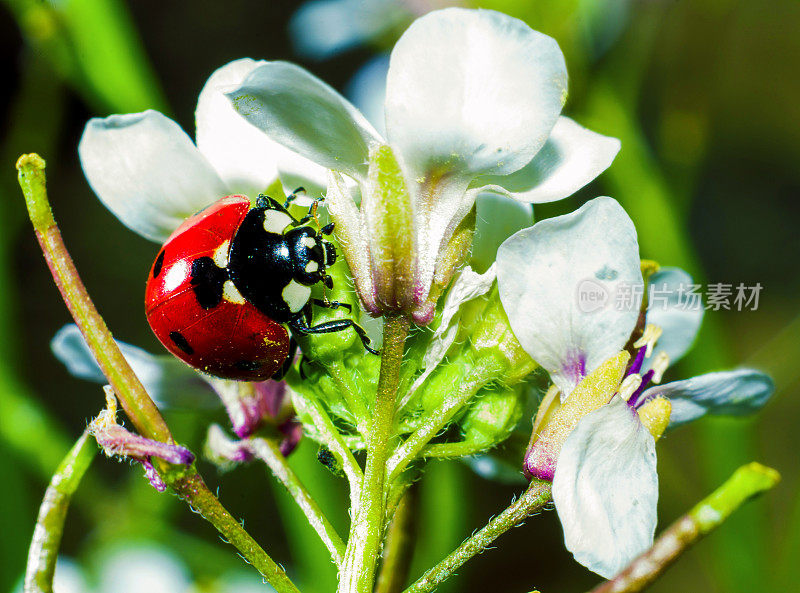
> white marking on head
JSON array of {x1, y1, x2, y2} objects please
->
[
  {"x1": 282, "y1": 280, "x2": 311, "y2": 313},
  {"x1": 213, "y1": 240, "x2": 230, "y2": 268},
  {"x1": 222, "y1": 280, "x2": 246, "y2": 305},
  {"x1": 263, "y1": 210, "x2": 292, "y2": 234},
  {"x1": 302, "y1": 236, "x2": 316, "y2": 248},
  {"x1": 305, "y1": 261, "x2": 319, "y2": 273}
]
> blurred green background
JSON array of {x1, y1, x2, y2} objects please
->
[{"x1": 1, "y1": 0, "x2": 798, "y2": 591}]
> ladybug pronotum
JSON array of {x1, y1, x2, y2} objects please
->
[{"x1": 145, "y1": 191, "x2": 374, "y2": 381}]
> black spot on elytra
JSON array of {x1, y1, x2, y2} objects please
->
[
  {"x1": 234, "y1": 360, "x2": 261, "y2": 371},
  {"x1": 169, "y1": 331, "x2": 194, "y2": 355},
  {"x1": 190, "y1": 257, "x2": 227, "y2": 309},
  {"x1": 152, "y1": 250, "x2": 166, "y2": 278}
]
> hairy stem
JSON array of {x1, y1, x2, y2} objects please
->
[
  {"x1": 293, "y1": 392, "x2": 363, "y2": 507},
  {"x1": 375, "y1": 487, "x2": 417, "y2": 593},
  {"x1": 16, "y1": 154, "x2": 300, "y2": 593},
  {"x1": 387, "y1": 358, "x2": 499, "y2": 481},
  {"x1": 25, "y1": 431, "x2": 95, "y2": 593},
  {"x1": 339, "y1": 314, "x2": 410, "y2": 593},
  {"x1": 248, "y1": 436, "x2": 346, "y2": 566},
  {"x1": 403, "y1": 480, "x2": 552, "y2": 593},
  {"x1": 589, "y1": 462, "x2": 780, "y2": 593}
]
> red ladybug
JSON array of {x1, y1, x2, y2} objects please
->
[{"x1": 145, "y1": 192, "x2": 375, "y2": 381}]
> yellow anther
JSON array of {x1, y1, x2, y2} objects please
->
[
  {"x1": 638, "y1": 397, "x2": 672, "y2": 440},
  {"x1": 633, "y1": 323, "x2": 663, "y2": 358},
  {"x1": 650, "y1": 351, "x2": 671, "y2": 384},
  {"x1": 618, "y1": 373, "x2": 643, "y2": 402}
]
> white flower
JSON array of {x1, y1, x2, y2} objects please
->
[
  {"x1": 78, "y1": 59, "x2": 326, "y2": 243},
  {"x1": 496, "y1": 196, "x2": 774, "y2": 577},
  {"x1": 225, "y1": 8, "x2": 620, "y2": 323}
]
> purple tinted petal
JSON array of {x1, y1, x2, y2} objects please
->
[
  {"x1": 140, "y1": 458, "x2": 167, "y2": 492},
  {"x1": 94, "y1": 425, "x2": 194, "y2": 464}
]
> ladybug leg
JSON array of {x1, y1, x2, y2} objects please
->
[
  {"x1": 289, "y1": 317, "x2": 379, "y2": 355},
  {"x1": 320, "y1": 222, "x2": 335, "y2": 236},
  {"x1": 283, "y1": 187, "x2": 307, "y2": 208},
  {"x1": 312, "y1": 298, "x2": 352, "y2": 313}
]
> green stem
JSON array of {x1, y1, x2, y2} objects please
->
[
  {"x1": 248, "y1": 437, "x2": 346, "y2": 566},
  {"x1": 294, "y1": 393, "x2": 363, "y2": 507},
  {"x1": 589, "y1": 463, "x2": 780, "y2": 593},
  {"x1": 387, "y1": 359, "x2": 499, "y2": 481},
  {"x1": 16, "y1": 154, "x2": 300, "y2": 593},
  {"x1": 403, "y1": 480, "x2": 551, "y2": 593},
  {"x1": 168, "y1": 472, "x2": 301, "y2": 593},
  {"x1": 17, "y1": 153, "x2": 170, "y2": 443},
  {"x1": 339, "y1": 314, "x2": 410, "y2": 593},
  {"x1": 24, "y1": 431, "x2": 96, "y2": 593},
  {"x1": 422, "y1": 441, "x2": 490, "y2": 460},
  {"x1": 327, "y1": 358, "x2": 370, "y2": 436},
  {"x1": 375, "y1": 487, "x2": 417, "y2": 593}
]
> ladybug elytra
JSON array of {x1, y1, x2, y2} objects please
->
[{"x1": 145, "y1": 191, "x2": 374, "y2": 381}]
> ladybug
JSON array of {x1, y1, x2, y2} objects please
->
[{"x1": 145, "y1": 191, "x2": 375, "y2": 381}]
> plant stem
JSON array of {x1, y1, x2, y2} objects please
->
[
  {"x1": 339, "y1": 314, "x2": 410, "y2": 593},
  {"x1": 17, "y1": 153, "x2": 170, "y2": 443},
  {"x1": 375, "y1": 487, "x2": 417, "y2": 593},
  {"x1": 422, "y1": 441, "x2": 491, "y2": 459},
  {"x1": 168, "y1": 472, "x2": 301, "y2": 593},
  {"x1": 403, "y1": 479, "x2": 552, "y2": 593},
  {"x1": 328, "y1": 358, "x2": 370, "y2": 436},
  {"x1": 589, "y1": 462, "x2": 780, "y2": 593},
  {"x1": 293, "y1": 392, "x2": 363, "y2": 507},
  {"x1": 16, "y1": 154, "x2": 300, "y2": 593},
  {"x1": 387, "y1": 359, "x2": 499, "y2": 481},
  {"x1": 248, "y1": 436, "x2": 346, "y2": 566},
  {"x1": 24, "y1": 431, "x2": 95, "y2": 593}
]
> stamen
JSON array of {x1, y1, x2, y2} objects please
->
[
  {"x1": 650, "y1": 351, "x2": 671, "y2": 384},
  {"x1": 633, "y1": 323, "x2": 663, "y2": 358},
  {"x1": 618, "y1": 374, "x2": 643, "y2": 402}
]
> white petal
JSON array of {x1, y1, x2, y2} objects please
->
[
  {"x1": 289, "y1": 0, "x2": 407, "y2": 59},
  {"x1": 643, "y1": 267, "x2": 703, "y2": 370},
  {"x1": 346, "y1": 53, "x2": 390, "y2": 137},
  {"x1": 553, "y1": 396, "x2": 658, "y2": 578},
  {"x1": 473, "y1": 117, "x2": 620, "y2": 203},
  {"x1": 497, "y1": 197, "x2": 643, "y2": 395},
  {"x1": 195, "y1": 58, "x2": 279, "y2": 195},
  {"x1": 385, "y1": 8, "x2": 567, "y2": 181},
  {"x1": 402, "y1": 265, "x2": 496, "y2": 408},
  {"x1": 471, "y1": 192, "x2": 533, "y2": 273},
  {"x1": 225, "y1": 61, "x2": 382, "y2": 183},
  {"x1": 51, "y1": 325, "x2": 217, "y2": 408},
  {"x1": 197, "y1": 59, "x2": 329, "y2": 198},
  {"x1": 79, "y1": 110, "x2": 228, "y2": 242},
  {"x1": 641, "y1": 369, "x2": 774, "y2": 428}
]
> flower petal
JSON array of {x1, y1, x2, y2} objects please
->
[
  {"x1": 643, "y1": 267, "x2": 703, "y2": 370},
  {"x1": 497, "y1": 197, "x2": 643, "y2": 395},
  {"x1": 473, "y1": 117, "x2": 620, "y2": 203},
  {"x1": 51, "y1": 325, "x2": 216, "y2": 408},
  {"x1": 79, "y1": 110, "x2": 228, "y2": 242},
  {"x1": 197, "y1": 59, "x2": 328, "y2": 198},
  {"x1": 225, "y1": 61, "x2": 382, "y2": 183},
  {"x1": 471, "y1": 192, "x2": 533, "y2": 273},
  {"x1": 552, "y1": 396, "x2": 658, "y2": 578},
  {"x1": 641, "y1": 369, "x2": 774, "y2": 428},
  {"x1": 385, "y1": 8, "x2": 567, "y2": 181}
]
